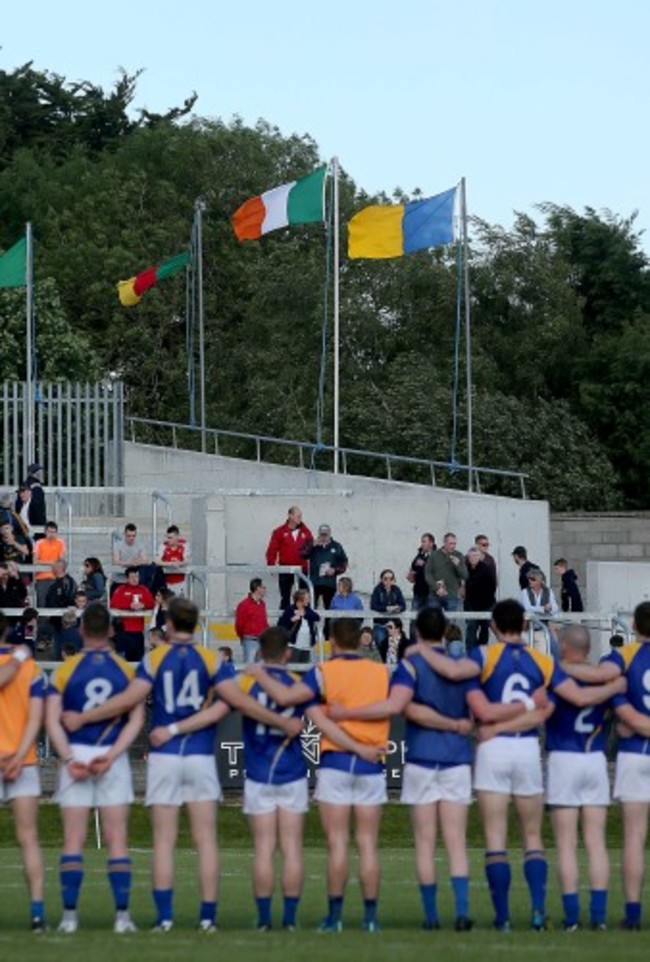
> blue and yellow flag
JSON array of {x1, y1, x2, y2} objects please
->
[{"x1": 348, "y1": 187, "x2": 456, "y2": 259}]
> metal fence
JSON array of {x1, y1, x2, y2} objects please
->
[{"x1": 1, "y1": 380, "x2": 125, "y2": 489}]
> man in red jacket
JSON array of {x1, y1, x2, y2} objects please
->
[
  {"x1": 234, "y1": 578, "x2": 269, "y2": 663},
  {"x1": 265, "y1": 507, "x2": 312, "y2": 609},
  {"x1": 111, "y1": 567, "x2": 155, "y2": 661}
]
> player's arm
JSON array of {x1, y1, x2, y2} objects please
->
[
  {"x1": 408, "y1": 643, "x2": 480, "y2": 681},
  {"x1": 402, "y1": 701, "x2": 473, "y2": 735},
  {"x1": 466, "y1": 685, "x2": 549, "y2": 724},
  {"x1": 245, "y1": 664, "x2": 313, "y2": 707},
  {"x1": 104, "y1": 702, "x2": 145, "y2": 764},
  {"x1": 554, "y1": 674, "x2": 626, "y2": 708},
  {"x1": 306, "y1": 704, "x2": 384, "y2": 764},
  {"x1": 561, "y1": 661, "x2": 621, "y2": 682},
  {"x1": 62, "y1": 677, "x2": 152, "y2": 731},
  {"x1": 3, "y1": 695, "x2": 44, "y2": 780},
  {"x1": 149, "y1": 697, "x2": 231, "y2": 747},
  {"x1": 477, "y1": 702, "x2": 555, "y2": 742},
  {"x1": 329, "y1": 684, "x2": 413, "y2": 722},
  {"x1": 615, "y1": 702, "x2": 650, "y2": 739},
  {"x1": 0, "y1": 647, "x2": 32, "y2": 689},
  {"x1": 45, "y1": 691, "x2": 74, "y2": 764},
  {"x1": 215, "y1": 677, "x2": 303, "y2": 737}
]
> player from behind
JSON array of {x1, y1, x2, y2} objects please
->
[
  {"x1": 63, "y1": 596, "x2": 303, "y2": 933},
  {"x1": 46, "y1": 602, "x2": 143, "y2": 934},
  {"x1": 247, "y1": 617, "x2": 389, "y2": 933},
  {"x1": 412, "y1": 598, "x2": 624, "y2": 931},
  {"x1": 0, "y1": 614, "x2": 46, "y2": 931}
]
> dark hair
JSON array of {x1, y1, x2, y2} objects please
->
[
  {"x1": 218, "y1": 645, "x2": 233, "y2": 661},
  {"x1": 379, "y1": 569, "x2": 395, "y2": 581},
  {"x1": 259, "y1": 626, "x2": 289, "y2": 660},
  {"x1": 167, "y1": 525, "x2": 180, "y2": 535},
  {"x1": 415, "y1": 607, "x2": 447, "y2": 642},
  {"x1": 553, "y1": 558, "x2": 568, "y2": 568},
  {"x1": 159, "y1": 587, "x2": 174, "y2": 602},
  {"x1": 84, "y1": 557, "x2": 105, "y2": 576},
  {"x1": 609, "y1": 634, "x2": 625, "y2": 649},
  {"x1": 330, "y1": 618, "x2": 360, "y2": 651},
  {"x1": 21, "y1": 607, "x2": 38, "y2": 623},
  {"x1": 387, "y1": 617, "x2": 403, "y2": 632},
  {"x1": 167, "y1": 596, "x2": 199, "y2": 634},
  {"x1": 45, "y1": 520, "x2": 58, "y2": 531},
  {"x1": 512, "y1": 545, "x2": 527, "y2": 560},
  {"x1": 634, "y1": 601, "x2": 650, "y2": 638},
  {"x1": 81, "y1": 602, "x2": 111, "y2": 639},
  {"x1": 124, "y1": 523, "x2": 137, "y2": 533},
  {"x1": 492, "y1": 599, "x2": 525, "y2": 635},
  {"x1": 422, "y1": 532, "x2": 435, "y2": 543},
  {"x1": 61, "y1": 641, "x2": 79, "y2": 658},
  {"x1": 125, "y1": 566, "x2": 140, "y2": 578},
  {"x1": 249, "y1": 577, "x2": 263, "y2": 593},
  {"x1": 445, "y1": 624, "x2": 463, "y2": 642}
]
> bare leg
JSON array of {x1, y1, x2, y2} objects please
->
[
  {"x1": 551, "y1": 807, "x2": 579, "y2": 894},
  {"x1": 439, "y1": 800, "x2": 469, "y2": 878},
  {"x1": 278, "y1": 809, "x2": 304, "y2": 898},
  {"x1": 410, "y1": 803, "x2": 438, "y2": 885},
  {"x1": 353, "y1": 804, "x2": 382, "y2": 901},
  {"x1": 187, "y1": 800, "x2": 219, "y2": 903},
  {"x1": 581, "y1": 806, "x2": 609, "y2": 892},
  {"x1": 100, "y1": 805, "x2": 130, "y2": 859},
  {"x1": 319, "y1": 802, "x2": 351, "y2": 898},
  {"x1": 621, "y1": 801, "x2": 649, "y2": 903},
  {"x1": 12, "y1": 796, "x2": 44, "y2": 902},
  {"x1": 151, "y1": 804, "x2": 179, "y2": 891},
  {"x1": 248, "y1": 812, "x2": 277, "y2": 898}
]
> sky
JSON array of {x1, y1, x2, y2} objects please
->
[{"x1": 3, "y1": 0, "x2": 649, "y2": 243}]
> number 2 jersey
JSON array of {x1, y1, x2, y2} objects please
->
[
  {"x1": 602, "y1": 642, "x2": 650, "y2": 755},
  {"x1": 137, "y1": 642, "x2": 235, "y2": 755},
  {"x1": 467, "y1": 641, "x2": 568, "y2": 738},
  {"x1": 546, "y1": 681, "x2": 610, "y2": 753},
  {"x1": 238, "y1": 666, "x2": 308, "y2": 785},
  {"x1": 50, "y1": 648, "x2": 134, "y2": 747}
]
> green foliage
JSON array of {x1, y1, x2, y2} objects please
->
[{"x1": 1, "y1": 62, "x2": 647, "y2": 509}]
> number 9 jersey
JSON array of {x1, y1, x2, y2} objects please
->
[
  {"x1": 50, "y1": 649, "x2": 135, "y2": 746},
  {"x1": 137, "y1": 642, "x2": 235, "y2": 755}
]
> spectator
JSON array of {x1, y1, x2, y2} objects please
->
[
  {"x1": 0, "y1": 519, "x2": 30, "y2": 565},
  {"x1": 217, "y1": 644, "x2": 234, "y2": 663},
  {"x1": 60, "y1": 640, "x2": 79, "y2": 660},
  {"x1": 44, "y1": 560, "x2": 78, "y2": 648},
  {"x1": 73, "y1": 589, "x2": 88, "y2": 621},
  {"x1": 377, "y1": 618, "x2": 411, "y2": 665},
  {"x1": 512, "y1": 545, "x2": 538, "y2": 591},
  {"x1": 235, "y1": 578, "x2": 269, "y2": 663},
  {"x1": 370, "y1": 569, "x2": 406, "y2": 645},
  {"x1": 149, "y1": 586, "x2": 175, "y2": 632},
  {"x1": 8, "y1": 607, "x2": 38, "y2": 653},
  {"x1": 111, "y1": 566, "x2": 155, "y2": 661},
  {"x1": 1, "y1": 492, "x2": 32, "y2": 545},
  {"x1": 265, "y1": 506, "x2": 313, "y2": 609},
  {"x1": 425, "y1": 532, "x2": 468, "y2": 613},
  {"x1": 329, "y1": 576, "x2": 364, "y2": 627},
  {"x1": 406, "y1": 532, "x2": 436, "y2": 610},
  {"x1": 147, "y1": 627, "x2": 167, "y2": 649},
  {"x1": 444, "y1": 622, "x2": 465, "y2": 657},
  {"x1": 278, "y1": 587, "x2": 320, "y2": 663},
  {"x1": 15, "y1": 485, "x2": 38, "y2": 536},
  {"x1": 17, "y1": 462, "x2": 46, "y2": 528},
  {"x1": 112, "y1": 523, "x2": 148, "y2": 586},
  {"x1": 521, "y1": 568, "x2": 560, "y2": 655},
  {"x1": 474, "y1": 533, "x2": 497, "y2": 581},
  {"x1": 54, "y1": 607, "x2": 82, "y2": 660},
  {"x1": 155, "y1": 524, "x2": 191, "y2": 587},
  {"x1": 79, "y1": 557, "x2": 107, "y2": 601},
  {"x1": 359, "y1": 625, "x2": 382, "y2": 663},
  {"x1": 553, "y1": 558, "x2": 584, "y2": 613},
  {"x1": 304, "y1": 523, "x2": 348, "y2": 613},
  {"x1": 0, "y1": 561, "x2": 27, "y2": 618},
  {"x1": 33, "y1": 521, "x2": 67, "y2": 607},
  {"x1": 464, "y1": 547, "x2": 497, "y2": 649}
]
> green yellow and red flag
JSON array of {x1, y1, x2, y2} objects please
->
[{"x1": 117, "y1": 250, "x2": 190, "y2": 307}]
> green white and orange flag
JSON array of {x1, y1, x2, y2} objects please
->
[
  {"x1": 117, "y1": 250, "x2": 190, "y2": 307},
  {"x1": 231, "y1": 167, "x2": 326, "y2": 242}
]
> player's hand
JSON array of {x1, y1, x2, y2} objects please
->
[
  {"x1": 13, "y1": 644, "x2": 32, "y2": 662},
  {"x1": 356, "y1": 744, "x2": 386, "y2": 764},
  {"x1": 476, "y1": 723, "x2": 499, "y2": 743},
  {"x1": 62, "y1": 711, "x2": 83, "y2": 732},
  {"x1": 456, "y1": 718, "x2": 473, "y2": 736},
  {"x1": 88, "y1": 755, "x2": 112, "y2": 776},
  {"x1": 327, "y1": 702, "x2": 348, "y2": 722},
  {"x1": 67, "y1": 760, "x2": 91, "y2": 781},
  {"x1": 616, "y1": 721, "x2": 633, "y2": 739},
  {"x1": 611, "y1": 676, "x2": 627, "y2": 695},
  {"x1": 280, "y1": 716, "x2": 303, "y2": 740},
  {"x1": 532, "y1": 686, "x2": 548, "y2": 710},
  {"x1": 149, "y1": 726, "x2": 172, "y2": 748},
  {"x1": 2, "y1": 753, "x2": 22, "y2": 781}
]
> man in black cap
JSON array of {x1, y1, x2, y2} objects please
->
[
  {"x1": 16, "y1": 464, "x2": 46, "y2": 529},
  {"x1": 512, "y1": 546, "x2": 538, "y2": 591}
]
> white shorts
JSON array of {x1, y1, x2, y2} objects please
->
[
  {"x1": 243, "y1": 777, "x2": 309, "y2": 816},
  {"x1": 314, "y1": 767, "x2": 387, "y2": 806},
  {"x1": 546, "y1": 751, "x2": 609, "y2": 807},
  {"x1": 401, "y1": 762, "x2": 472, "y2": 805},
  {"x1": 57, "y1": 745, "x2": 134, "y2": 808},
  {"x1": 614, "y1": 753, "x2": 650, "y2": 803},
  {"x1": 474, "y1": 737, "x2": 542, "y2": 796},
  {"x1": 0, "y1": 764, "x2": 40, "y2": 802},
  {"x1": 146, "y1": 753, "x2": 222, "y2": 806}
]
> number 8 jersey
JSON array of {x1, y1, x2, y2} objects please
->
[
  {"x1": 137, "y1": 642, "x2": 235, "y2": 755},
  {"x1": 50, "y1": 649, "x2": 135, "y2": 746}
]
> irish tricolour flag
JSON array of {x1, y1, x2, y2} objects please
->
[{"x1": 231, "y1": 167, "x2": 326, "y2": 242}]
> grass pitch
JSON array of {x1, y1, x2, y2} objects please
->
[{"x1": 0, "y1": 803, "x2": 647, "y2": 961}]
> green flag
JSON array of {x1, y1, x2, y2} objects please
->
[{"x1": 0, "y1": 236, "x2": 26, "y2": 288}]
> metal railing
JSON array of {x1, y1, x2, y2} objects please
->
[{"x1": 127, "y1": 416, "x2": 529, "y2": 498}]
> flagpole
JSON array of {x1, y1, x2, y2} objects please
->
[
  {"x1": 194, "y1": 198, "x2": 207, "y2": 453},
  {"x1": 332, "y1": 157, "x2": 340, "y2": 475},
  {"x1": 25, "y1": 221, "x2": 35, "y2": 470},
  {"x1": 460, "y1": 177, "x2": 473, "y2": 492}
]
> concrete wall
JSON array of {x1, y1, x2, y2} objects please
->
[{"x1": 124, "y1": 442, "x2": 550, "y2": 613}]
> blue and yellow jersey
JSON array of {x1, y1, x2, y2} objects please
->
[
  {"x1": 303, "y1": 653, "x2": 390, "y2": 775},
  {"x1": 0, "y1": 648, "x2": 45, "y2": 764},
  {"x1": 50, "y1": 648, "x2": 134, "y2": 747},
  {"x1": 394, "y1": 648, "x2": 472, "y2": 767},
  {"x1": 136, "y1": 642, "x2": 235, "y2": 755},
  {"x1": 603, "y1": 642, "x2": 650, "y2": 755},
  {"x1": 467, "y1": 641, "x2": 568, "y2": 738},
  {"x1": 546, "y1": 682, "x2": 609, "y2": 753},
  {"x1": 238, "y1": 666, "x2": 308, "y2": 785}
]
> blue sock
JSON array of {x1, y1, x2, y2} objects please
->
[
  {"x1": 625, "y1": 901, "x2": 641, "y2": 925},
  {"x1": 451, "y1": 876, "x2": 469, "y2": 918},
  {"x1": 107, "y1": 857, "x2": 132, "y2": 911},
  {"x1": 60, "y1": 854, "x2": 84, "y2": 910},
  {"x1": 485, "y1": 851, "x2": 511, "y2": 926},
  {"x1": 200, "y1": 900, "x2": 217, "y2": 924},
  {"x1": 31, "y1": 900, "x2": 45, "y2": 922},
  {"x1": 153, "y1": 888, "x2": 173, "y2": 924},
  {"x1": 328, "y1": 895, "x2": 344, "y2": 922},
  {"x1": 256, "y1": 896, "x2": 272, "y2": 926},
  {"x1": 524, "y1": 850, "x2": 547, "y2": 914},
  {"x1": 562, "y1": 892, "x2": 580, "y2": 926},
  {"x1": 419, "y1": 883, "x2": 438, "y2": 925},
  {"x1": 590, "y1": 889, "x2": 607, "y2": 926},
  {"x1": 363, "y1": 899, "x2": 378, "y2": 925},
  {"x1": 282, "y1": 896, "x2": 299, "y2": 927}
]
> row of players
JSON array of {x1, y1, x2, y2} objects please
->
[{"x1": 0, "y1": 597, "x2": 648, "y2": 933}]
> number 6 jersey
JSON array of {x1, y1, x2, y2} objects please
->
[
  {"x1": 50, "y1": 648, "x2": 134, "y2": 746},
  {"x1": 137, "y1": 642, "x2": 235, "y2": 755}
]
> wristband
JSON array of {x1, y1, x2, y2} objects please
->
[
  {"x1": 168, "y1": 723, "x2": 180, "y2": 737},
  {"x1": 524, "y1": 697, "x2": 536, "y2": 712},
  {"x1": 12, "y1": 649, "x2": 28, "y2": 664}
]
